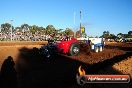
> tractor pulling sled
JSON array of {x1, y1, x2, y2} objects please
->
[
  {"x1": 39, "y1": 36, "x2": 105, "y2": 60},
  {"x1": 39, "y1": 37, "x2": 80, "y2": 60}
]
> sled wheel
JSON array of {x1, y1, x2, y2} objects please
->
[
  {"x1": 95, "y1": 46, "x2": 99, "y2": 53},
  {"x1": 99, "y1": 46, "x2": 103, "y2": 52}
]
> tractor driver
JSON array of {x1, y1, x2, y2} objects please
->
[{"x1": 62, "y1": 34, "x2": 69, "y2": 41}]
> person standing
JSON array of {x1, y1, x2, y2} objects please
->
[{"x1": 0, "y1": 56, "x2": 17, "y2": 88}]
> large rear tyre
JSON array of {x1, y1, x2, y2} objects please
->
[{"x1": 68, "y1": 43, "x2": 80, "y2": 56}]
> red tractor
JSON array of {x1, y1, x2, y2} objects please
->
[
  {"x1": 39, "y1": 37, "x2": 80, "y2": 60},
  {"x1": 56, "y1": 38, "x2": 80, "y2": 56}
]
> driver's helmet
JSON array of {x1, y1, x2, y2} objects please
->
[{"x1": 62, "y1": 35, "x2": 69, "y2": 41}]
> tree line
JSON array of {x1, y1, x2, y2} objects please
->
[
  {"x1": 100, "y1": 31, "x2": 132, "y2": 39},
  {"x1": 0, "y1": 23, "x2": 131, "y2": 39},
  {"x1": 0, "y1": 23, "x2": 76, "y2": 37}
]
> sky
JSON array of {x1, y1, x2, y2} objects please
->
[{"x1": 0, "y1": 0, "x2": 132, "y2": 36}]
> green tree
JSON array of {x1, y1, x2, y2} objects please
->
[
  {"x1": 38, "y1": 27, "x2": 46, "y2": 34},
  {"x1": 55, "y1": 29, "x2": 63, "y2": 34},
  {"x1": 128, "y1": 31, "x2": 132, "y2": 36},
  {"x1": 30, "y1": 25, "x2": 39, "y2": 34},
  {"x1": 95, "y1": 36, "x2": 98, "y2": 38},
  {"x1": 15, "y1": 27, "x2": 22, "y2": 32},
  {"x1": 64, "y1": 28, "x2": 74, "y2": 37},
  {"x1": 117, "y1": 33, "x2": 123, "y2": 38},
  {"x1": 21, "y1": 24, "x2": 30, "y2": 32},
  {"x1": 109, "y1": 34, "x2": 117, "y2": 39},
  {"x1": 1, "y1": 23, "x2": 12, "y2": 33},
  {"x1": 102, "y1": 31, "x2": 110, "y2": 39},
  {"x1": 46, "y1": 25, "x2": 56, "y2": 34}
]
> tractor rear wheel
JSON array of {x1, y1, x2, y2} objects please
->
[{"x1": 68, "y1": 43, "x2": 80, "y2": 56}]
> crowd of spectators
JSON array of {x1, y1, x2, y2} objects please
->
[
  {"x1": 0, "y1": 32, "x2": 52, "y2": 41},
  {"x1": 0, "y1": 31, "x2": 71, "y2": 41}
]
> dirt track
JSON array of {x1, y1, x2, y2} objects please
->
[
  {"x1": 0, "y1": 41, "x2": 131, "y2": 88},
  {"x1": 0, "y1": 41, "x2": 131, "y2": 71},
  {"x1": 64, "y1": 42, "x2": 132, "y2": 65},
  {"x1": 0, "y1": 41, "x2": 131, "y2": 67},
  {"x1": 0, "y1": 41, "x2": 47, "y2": 67}
]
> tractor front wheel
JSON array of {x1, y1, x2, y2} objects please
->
[{"x1": 68, "y1": 43, "x2": 80, "y2": 56}]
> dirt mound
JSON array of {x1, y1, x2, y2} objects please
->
[
  {"x1": 69, "y1": 48, "x2": 125, "y2": 64},
  {"x1": 105, "y1": 42, "x2": 132, "y2": 51},
  {"x1": 113, "y1": 56, "x2": 132, "y2": 77},
  {"x1": 79, "y1": 43, "x2": 91, "y2": 54}
]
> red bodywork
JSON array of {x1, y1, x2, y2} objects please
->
[{"x1": 56, "y1": 38, "x2": 78, "y2": 54}]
